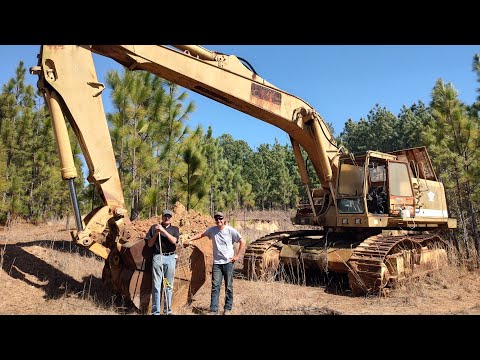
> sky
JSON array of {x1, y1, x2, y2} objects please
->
[{"x1": 1, "y1": 45, "x2": 479, "y2": 150}]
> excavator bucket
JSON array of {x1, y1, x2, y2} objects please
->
[
  {"x1": 100, "y1": 237, "x2": 153, "y2": 312},
  {"x1": 172, "y1": 237, "x2": 213, "y2": 312},
  {"x1": 105, "y1": 232, "x2": 213, "y2": 313}
]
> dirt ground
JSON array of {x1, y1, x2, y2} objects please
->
[{"x1": 1, "y1": 204, "x2": 480, "y2": 316}]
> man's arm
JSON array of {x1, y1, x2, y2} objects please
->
[
  {"x1": 229, "y1": 237, "x2": 246, "y2": 263},
  {"x1": 145, "y1": 226, "x2": 158, "y2": 248},
  {"x1": 146, "y1": 225, "x2": 178, "y2": 248},
  {"x1": 159, "y1": 225, "x2": 179, "y2": 245},
  {"x1": 183, "y1": 230, "x2": 208, "y2": 247}
]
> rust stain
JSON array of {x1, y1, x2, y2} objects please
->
[{"x1": 251, "y1": 83, "x2": 282, "y2": 105}]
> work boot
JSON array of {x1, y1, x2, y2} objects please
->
[
  {"x1": 207, "y1": 311, "x2": 218, "y2": 315},
  {"x1": 223, "y1": 310, "x2": 232, "y2": 315}
]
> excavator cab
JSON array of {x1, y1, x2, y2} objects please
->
[
  {"x1": 366, "y1": 160, "x2": 388, "y2": 215},
  {"x1": 336, "y1": 152, "x2": 415, "y2": 218}
]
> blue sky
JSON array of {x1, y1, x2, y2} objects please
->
[{"x1": 1, "y1": 45, "x2": 479, "y2": 149}]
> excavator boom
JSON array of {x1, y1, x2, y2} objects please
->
[{"x1": 87, "y1": 45, "x2": 340, "y2": 188}]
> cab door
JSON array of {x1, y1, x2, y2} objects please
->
[{"x1": 388, "y1": 161, "x2": 415, "y2": 218}]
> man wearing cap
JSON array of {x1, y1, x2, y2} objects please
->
[
  {"x1": 145, "y1": 209, "x2": 180, "y2": 315},
  {"x1": 184, "y1": 211, "x2": 246, "y2": 315}
]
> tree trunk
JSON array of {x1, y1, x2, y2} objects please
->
[
  {"x1": 444, "y1": 189, "x2": 461, "y2": 252},
  {"x1": 186, "y1": 163, "x2": 191, "y2": 211},
  {"x1": 465, "y1": 180, "x2": 480, "y2": 266},
  {"x1": 451, "y1": 229, "x2": 460, "y2": 253},
  {"x1": 454, "y1": 165, "x2": 470, "y2": 258},
  {"x1": 166, "y1": 158, "x2": 172, "y2": 210},
  {"x1": 131, "y1": 163, "x2": 136, "y2": 215},
  {"x1": 210, "y1": 185, "x2": 214, "y2": 216},
  {"x1": 155, "y1": 173, "x2": 159, "y2": 216}
]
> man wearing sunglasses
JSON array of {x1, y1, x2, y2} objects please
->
[
  {"x1": 145, "y1": 209, "x2": 180, "y2": 315},
  {"x1": 185, "y1": 211, "x2": 246, "y2": 315}
]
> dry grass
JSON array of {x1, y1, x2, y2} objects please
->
[
  {"x1": 372, "y1": 243, "x2": 480, "y2": 314},
  {"x1": 179, "y1": 274, "x2": 340, "y2": 315},
  {"x1": 2, "y1": 215, "x2": 480, "y2": 315},
  {"x1": 0, "y1": 222, "x2": 130, "y2": 314},
  {"x1": 234, "y1": 279, "x2": 337, "y2": 315},
  {"x1": 386, "y1": 264, "x2": 480, "y2": 313}
]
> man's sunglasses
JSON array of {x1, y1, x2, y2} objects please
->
[
  {"x1": 214, "y1": 217, "x2": 224, "y2": 220},
  {"x1": 163, "y1": 214, "x2": 172, "y2": 218}
]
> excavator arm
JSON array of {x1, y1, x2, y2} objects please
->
[{"x1": 30, "y1": 45, "x2": 343, "y2": 310}]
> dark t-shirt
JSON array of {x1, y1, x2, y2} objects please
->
[{"x1": 144, "y1": 224, "x2": 180, "y2": 254}]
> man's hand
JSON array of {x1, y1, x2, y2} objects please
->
[
  {"x1": 155, "y1": 224, "x2": 165, "y2": 234},
  {"x1": 228, "y1": 256, "x2": 238, "y2": 263},
  {"x1": 183, "y1": 239, "x2": 191, "y2": 248}
]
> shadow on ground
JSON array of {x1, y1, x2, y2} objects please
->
[{"x1": 1, "y1": 239, "x2": 137, "y2": 313}]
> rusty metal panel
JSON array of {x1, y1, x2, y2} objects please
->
[
  {"x1": 120, "y1": 237, "x2": 153, "y2": 271},
  {"x1": 301, "y1": 249, "x2": 328, "y2": 270},
  {"x1": 251, "y1": 83, "x2": 282, "y2": 105},
  {"x1": 280, "y1": 244, "x2": 303, "y2": 259},
  {"x1": 327, "y1": 249, "x2": 352, "y2": 272},
  {"x1": 389, "y1": 146, "x2": 437, "y2": 181}
]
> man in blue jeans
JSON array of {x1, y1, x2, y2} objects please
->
[
  {"x1": 145, "y1": 209, "x2": 180, "y2": 315},
  {"x1": 185, "y1": 211, "x2": 246, "y2": 315}
]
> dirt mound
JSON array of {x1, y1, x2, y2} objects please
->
[{"x1": 132, "y1": 202, "x2": 214, "y2": 240}]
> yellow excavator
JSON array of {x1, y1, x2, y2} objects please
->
[{"x1": 30, "y1": 45, "x2": 456, "y2": 310}]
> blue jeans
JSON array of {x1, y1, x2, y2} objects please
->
[
  {"x1": 210, "y1": 262, "x2": 234, "y2": 312},
  {"x1": 152, "y1": 253, "x2": 176, "y2": 315}
]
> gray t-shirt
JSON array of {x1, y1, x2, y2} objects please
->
[{"x1": 204, "y1": 225, "x2": 242, "y2": 264}]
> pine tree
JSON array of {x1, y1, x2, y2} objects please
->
[
  {"x1": 178, "y1": 126, "x2": 207, "y2": 210},
  {"x1": 0, "y1": 62, "x2": 37, "y2": 221},
  {"x1": 202, "y1": 127, "x2": 224, "y2": 215},
  {"x1": 339, "y1": 104, "x2": 398, "y2": 153},
  {"x1": 268, "y1": 140, "x2": 298, "y2": 210},
  {"x1": 0, "y1": 139, "x2": 8, "y2": 221},
  {"x1": 157, "y1": 82, "x2": 195, "y2": 210},
  {"x1": 106, "y1": 69, "x2": 165, "y2": 216},
  {"x1": 424, "y1": 79, "x2": 480, "y2": 263},
  {"x1": 249, "y1": 144, "x2": 271, "y2": 210},
  {"x1": 217, "y1": 134, "x2": 253, "y2": 171},
  {"x1": 396, "y1": 101, "x2": 433, "y2": 149},
  {"x1": 473, "y1": 54, "x2": 480, "y2": 109}
]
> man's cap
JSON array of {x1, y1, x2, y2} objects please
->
[
  {"x1": 162, "y1": 209, "x2": 173, "y2": 216},
  {"x1": 214, "y1": 212, "x2": 224, "y2": 218}
]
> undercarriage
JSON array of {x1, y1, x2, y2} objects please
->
[{"x1": 243, "y1": 229, "x2": 448, "y2": 295}]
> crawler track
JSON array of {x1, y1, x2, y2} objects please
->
[
  {"x1": 347, "y1": 233, "x2": 448, "y2": 295},
  {"x1": 243, "y1": 230, "x2": 323, "y2": 280},
  {"x1": 243, "y1": 230, "x2": 448, "y2": 295}
]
